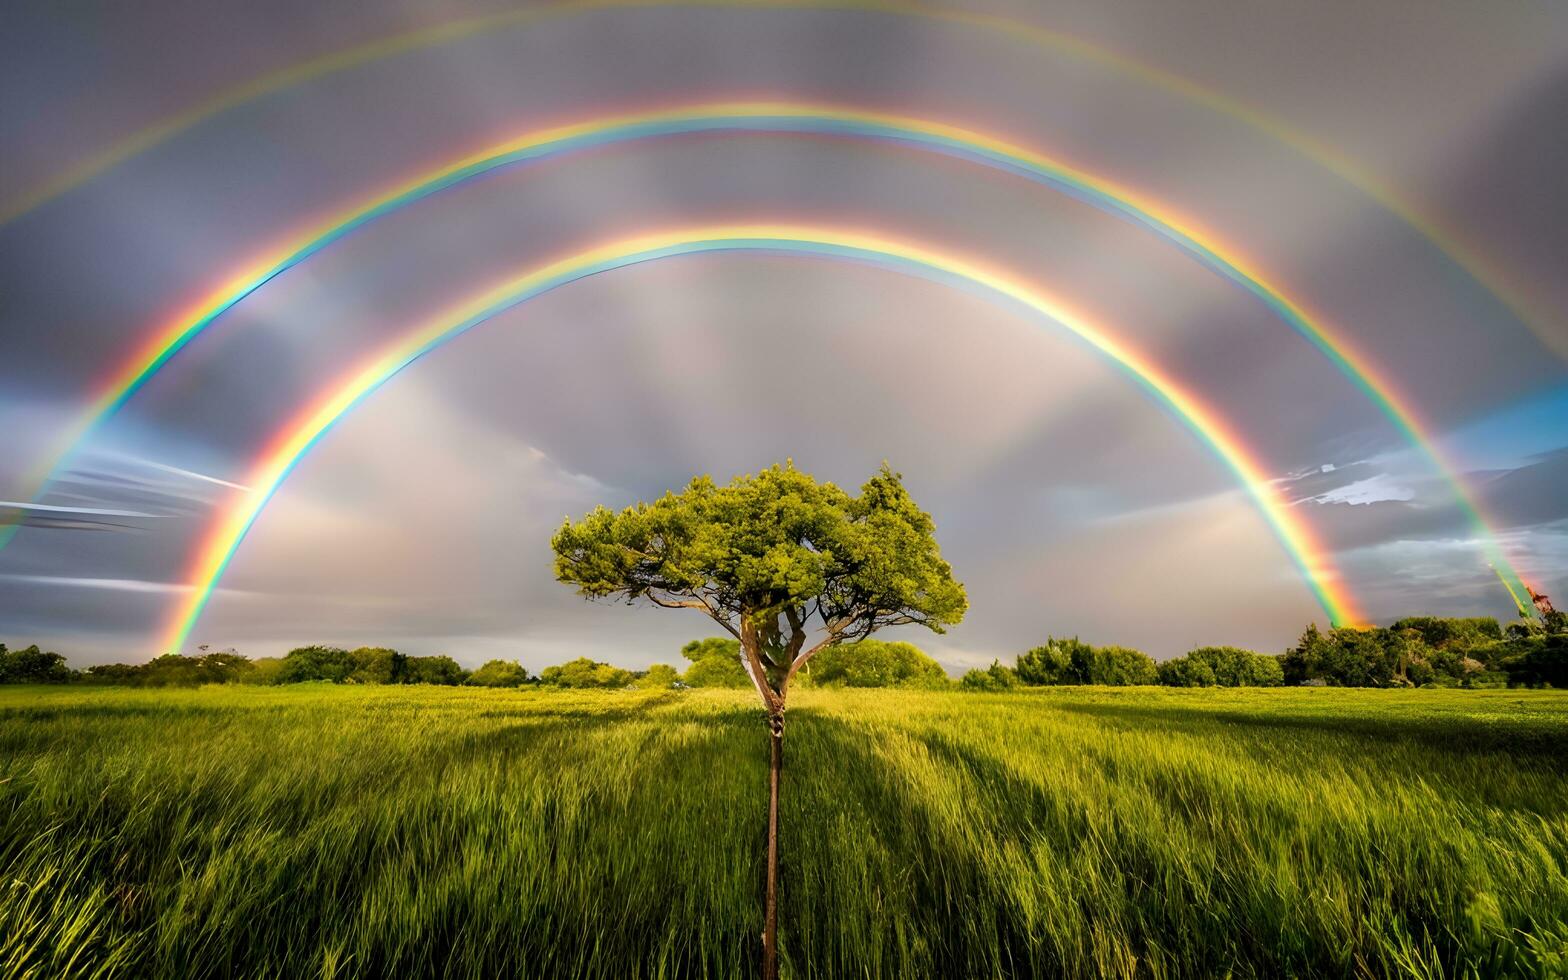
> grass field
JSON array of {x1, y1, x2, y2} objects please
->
[{"x1": 3, "y1": 685, "x2": 1567, "y2": 979}]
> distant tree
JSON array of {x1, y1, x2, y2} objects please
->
[
  {"x1": 194, "y1": 649, "x2": 253, "y2": 684},
  {"x1": 1009, "y1": 639, "x2": 1085, "y2": 683},
  {"x1": 0, "y1": 644, "x2": 75, "y2": 684},
  {"x1": 117, "y1": 651, "x2": 253, "y2": 687},
  {"x1": 539, "y1": 657, "x2": 634, "y2": 689},
  {"x1": 132, "y1": 654, "x2": 201, "y2": 687},
  {"x1": 466, "y1": 659, "x2": 531, "y2": 687},
  {"x1": 1547, "y1": 610, "x2": 1568, "y2": 636},
  {"x1": 1283, "y1": 625, "x2": 1450, "y2": 688},
  {"x1": 803, "y1": 639, "x2": 948, "y2": 688},
  {"x1": 1157, "y1": 655, "x2": 1217, "y2": 687},
  {"x1": 1016, "y1": 637, "x2": 1154, "y2": 685},
  {"x1": 1282, "y1": 624, "x2": 1335, "y2": 685},
  {"x1": 683, "y1": 637, "x2": 741, "y2": 662},
  {"x1": 1163, "y1": 646, "x2": 1283, "y2": 687},
  {"x1": 960, "y1": 659, "x2": 1020, "y2": 691},
  {"x1": 1252, "y1": 653, "x2": 1287, "y2": 686},
  {"x1": 348, "y1": 647, "x2": 407, "y2": 684},
  {"x1": 1390, "y1": 616, "x2": 1501, "y2": 650},
  {"x1": 1329, "y1": 629, "x2": 1399, "y2": 687},
  {"x1": 684, "y1": 655, "x2": 748, "y2": 688},
  {"x1": 1092, "y1": 646, "x2": 1158, "y2": 685},
  {"x1": 241, "y1": 657, "x2": 286, "y2": 685},
  {"x1": 633, "y1": 664, "x2": 681, "y2": 689},
  {"x1": 552, "y1": 461, "x2": 965, "y2": 978},
  {"x1": 681, "y1": 637, "x2": 749, "y2": 688},
  {"x1": 277, "y1": 646, "x2": 355, "y2": 684},
  {"x1": 405, "y1": 655, "x2": 468, "y2": 686},
  {"x1": 84, "y1": 662, "x2": 144, "y2": 685},
  {"x1": 1500, "y1": 634, "x2": 1568, "y2": 688}
]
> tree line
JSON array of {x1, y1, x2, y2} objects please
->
[
  {"x1": 0, "y1": 637, "x2": 950, "y2": 689},
  {"x1": 958, "y1": 613, "x2": 1566, "y2": 690},
  {"x1": 2, "y1": 613, "x2": 1563, "y2": 691}
]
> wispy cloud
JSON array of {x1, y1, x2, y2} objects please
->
[
  {"x1": 0, "y1": 574, "x2": 192, "y2": 594},
  {"x1": 95, "y1": 451, "x2": 250, "y2": 491},
  {"x1": 0, "y1": 500, "x2": 155, "y2": 517}
]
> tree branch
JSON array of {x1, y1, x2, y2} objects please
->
[
  {"x1": 645, "y1": 594, "x2": 714, "y2": 612},
  {"x1": 739, "y1": 618, "x2": 784, "y2": 714},
  {"x1": 645, "y1": 591, "x2": 741, "y2": 640}
]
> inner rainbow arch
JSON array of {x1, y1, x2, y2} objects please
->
[
  {"x1": 161, "y1": 225, "x2": 1361, "y2": 653},
  {"x1": 7, "y1": 103, "x2": 1529, "y2": 605}
]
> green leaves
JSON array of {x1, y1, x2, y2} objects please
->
[{"x1": 551, "y1": 461, "x2": 967, "y2": 697}]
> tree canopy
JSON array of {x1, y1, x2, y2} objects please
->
[
  {"x1": 0, "y1": 644, "x2": 74, "y2": 684},
  {"x1": 552, "y1": 462, "x2": 967, "y2": 713}
]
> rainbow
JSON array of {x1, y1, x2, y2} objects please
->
[
  {"x1": 161, "y1": 225, "x2": 1361, "y2": 652},
  {"x1": 1491, "y1": 565, "x2": 1531, "y2": 619},
  {"x1": 4, "y1": 102, "x2": 1532, "y2": 608},
  {"x1": 4, "y1": 0, "x2": 1558, "y2": 366}
]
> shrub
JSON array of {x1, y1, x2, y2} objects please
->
[
  {"x1": 803, "y1": 640, "x2": 948, "y2": 688},
  {"x1": 348, "y1": 647, "x2": 406, "y2": 684},
  {"x1": 1015, "y1": 638, "x2": 1084, "y2": 685},
  {"x1": 405, "y1": 656, "x2": 467, "y2": 685},
  {"x1": 1163, "y1": 647, "x2": 1283, "y2": 687},
  {"x1": 633, "y1": 664, "x2": 681, "y2": 689},
  {"x1": 960, "y1": 660, "x2": 1020, "y2": 691},
  {"x1": 1093, "y1": 646, "x2": 1158, "y2": 686},
  {"x1": 1157, "y1": 655, "x2": 1217, "y2": 687},
  {"x1": 242, "y1": 658, "x2": 285, "y2": 685},
  {"x1": 681, "y1": 638, "x2": 749, "y2": 688},
  {"x1": 466, "y1": 660, "x2": 531, "y2": 687},
  {"x1": 1016, "y1": 637, "x2": 1155, "y2": 686},
  {"x1": 539, "y1": 657, "x2": 633, "y2": 689}
]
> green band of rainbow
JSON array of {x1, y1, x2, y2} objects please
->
[
  {"x1": 161, "y1": 226, "x2": 1360, "y2": 652},
  {"x1": 5, "y1": 103, "x2": 1532, "y2": 611}
]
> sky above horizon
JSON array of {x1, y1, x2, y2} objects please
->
[{"x1": 2, "y1": 0, "x2": 1566, "y2": 671}]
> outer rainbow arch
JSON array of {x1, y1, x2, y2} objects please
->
[
  {"x1": 161, "y1": 225, "x2": 1360, "y2": 652},
  {"x1": 7, "y1": 102, "x2": 1531, "y2": 607},
  {"x1": 5, "y1": 0, "x2": 1557, "y2": 369}
]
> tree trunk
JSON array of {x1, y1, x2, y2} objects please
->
[{"x1": 762, "y1": 709, "x2": 784, "y2": 980}]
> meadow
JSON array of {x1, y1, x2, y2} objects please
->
[{"x1": 2, "y1": 685, "x2": 1566, "y2": 979}]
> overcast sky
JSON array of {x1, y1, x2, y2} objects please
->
[{"x1": 2, "y1": 0, "x2": 1565, "y2": 670}]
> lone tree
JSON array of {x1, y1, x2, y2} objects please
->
[{"x1": 552, "y1": 461, "x2": 965, "y2": 978}]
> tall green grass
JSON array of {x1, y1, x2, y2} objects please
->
[{"x1": 2, "y1": 685, "x2": 1565, "y2": 978}]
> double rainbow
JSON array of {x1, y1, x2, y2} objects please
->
[
  {"x1": 160, "y1": 226, "x2": 1361, "y2": 652},
  {"x1": 3, "y1": 104, "x2": 1531, "y2": 623}
]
